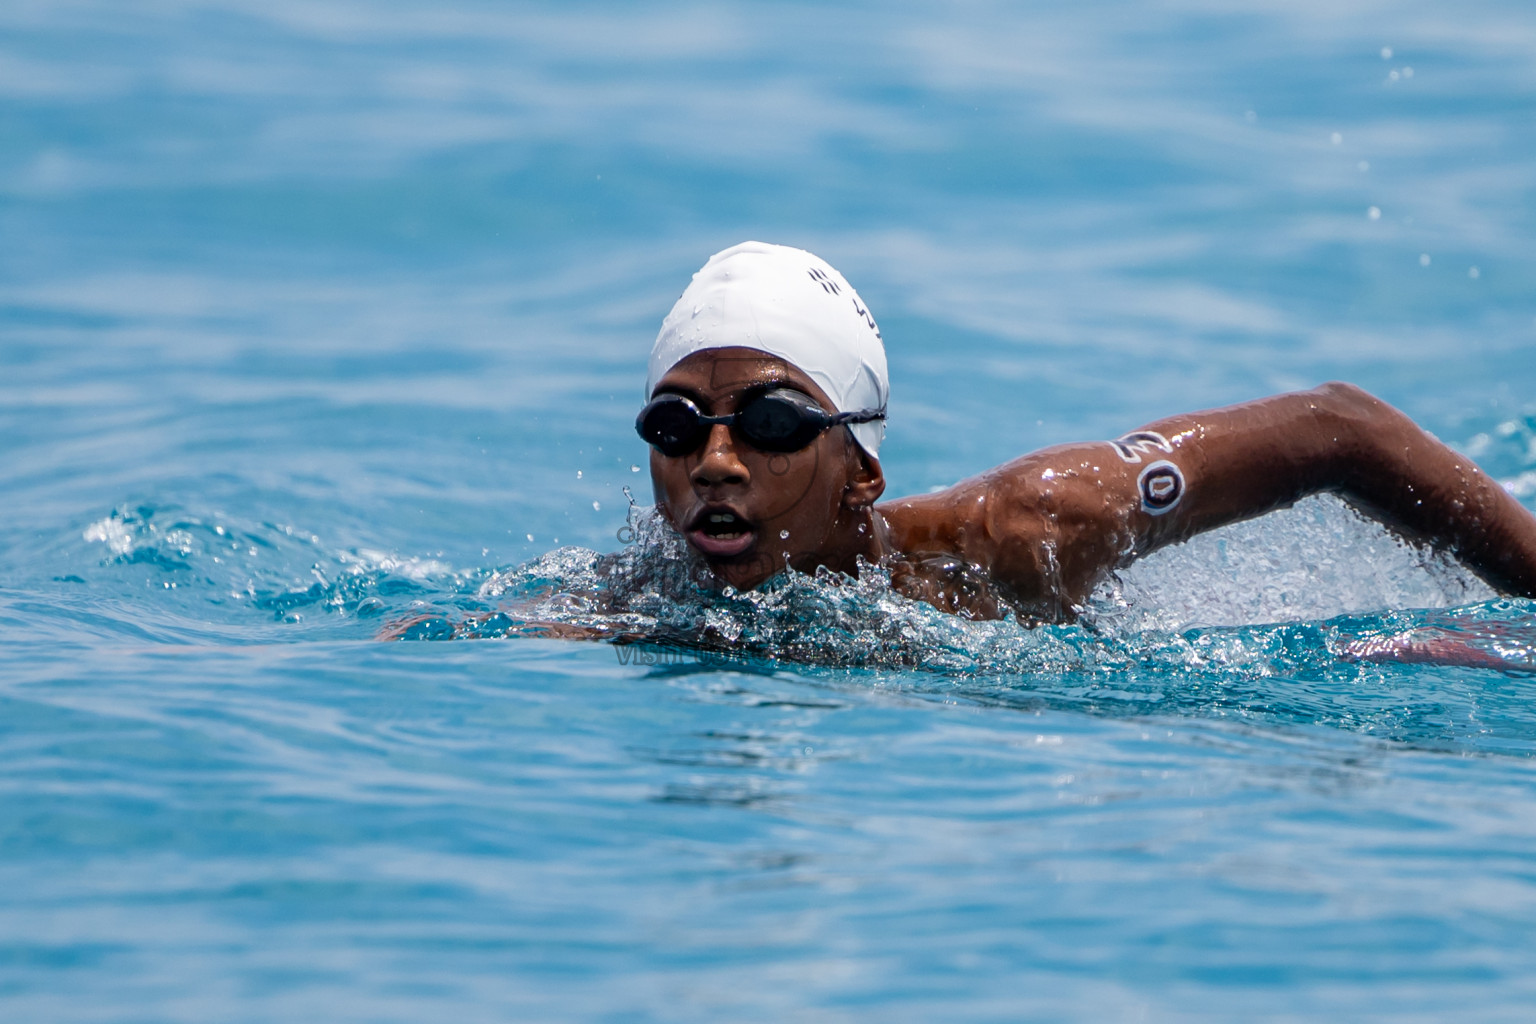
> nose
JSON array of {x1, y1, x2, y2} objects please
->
[{"x1": 690, "y1": 424, "x2": 750, "y2": 489}]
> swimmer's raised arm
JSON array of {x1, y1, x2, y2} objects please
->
[{"x1": 881, "y1": 382, "x2": 1536, "y2": 614}]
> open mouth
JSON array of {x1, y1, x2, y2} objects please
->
[{"x1": 686, "y1": 507, "x2": 757, "y2": 559}]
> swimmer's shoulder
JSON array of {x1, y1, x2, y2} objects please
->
[
  {"x1": 877, "y1": 480, "x2": 1072, "y2": 622},
  {"x1": 877, "y1": 445, "x2": 1108, "y2": 556},
  {"x1": 877, "y1": 445, "x2": 1148, "y2": 616},
  {"x1": 878, "y1": 479, "x2": 989, "y2": 559}
]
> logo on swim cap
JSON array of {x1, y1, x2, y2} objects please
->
[{"x1": 807, "y1": 267, "x2": 841, "y2": 295}]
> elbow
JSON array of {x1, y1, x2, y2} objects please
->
[
  {"x1": 1311, "y1": 381, "x2": 1385, "y2": 418},
  {"x1": 1308, "y1": 381, "x2": 1402, "y2": 454},
  {"x1": 1307, "y1": 382, "x2": 1422, "y2": 502}
]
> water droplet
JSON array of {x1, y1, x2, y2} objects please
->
[
  {"x1": 592, "y1": 501, "x2": 601, "y2": 511},
  {"x1": 1380, "y1": 46, "x2": 1393, "y2": 60},
  {"x1": 526, "y1": 534, "x2": 534, "y2": 542},
  {"x1": 1420, "y1": 253, "x2": 1431, "y2": 267},
  {"x1": 780, "y1": 530, "x2": 790, "y2": 540},
  {"x1": 1367, "y1": 206, "x2": 1381, "y2": 220},
  {"x1": 630, "y1": 465, "x2": 640, "y2": 473},
  {"x1": 576, "y1": 470, "x2": 582, "y2": 479},
  {"x1": 1330, "y1": 132, "x2": 1343, "y2": 145},
  {"x1": 1468, "y1": 266, "x2": 1481, "y2": 279}
]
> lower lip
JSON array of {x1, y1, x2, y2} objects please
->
[{"x1": 687, "y1": 527, "x2": 757, "y2": 559}]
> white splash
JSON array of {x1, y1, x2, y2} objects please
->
[
  {"x1": 1090, "y1": 495, "x2": 1494, "y2": 632},
  {"x1": 83, "y1": 516, "x2": 134, "y2": 555}
]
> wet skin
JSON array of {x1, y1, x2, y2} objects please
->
[
  {"x1": 652, "y1": 349, "x2": 1536, "y2": 621},
  {"x1": 648, "y1": 349, "x2": 886, "y2": 592}
]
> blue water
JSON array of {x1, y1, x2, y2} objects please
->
[{"x1": 6, "y1": 1, "x2": 1536, "y2": 1019}]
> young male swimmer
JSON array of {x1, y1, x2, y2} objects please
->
[{"x1": 638, "y1": 240, "x2": 1536, "y2": 623}]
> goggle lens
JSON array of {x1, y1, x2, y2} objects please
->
[
  {"x1": 636, "y1": 390, "x2": 876, "y2": 457},
  {"x1": 639, "y1": 398, "x2": 708, "y2": 456},
  {"x1": 734, "y1": 391, "x2": 826, "y2": 452}
]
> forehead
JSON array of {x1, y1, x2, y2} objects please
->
[{"x1": 652, "y1": 347, "x2": 835, "y2": 408}]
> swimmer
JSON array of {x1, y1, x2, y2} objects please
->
[{"x1": 639, "y1": 240, "x2": 1536, "y2": 623}]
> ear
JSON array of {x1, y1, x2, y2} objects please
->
[{"x1": 842, "y1": 445, "x2": 886, "y2": 509}]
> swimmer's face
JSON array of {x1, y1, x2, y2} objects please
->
[{"x1": 647, "y1": 347, "x2": 885, "y2": 591}]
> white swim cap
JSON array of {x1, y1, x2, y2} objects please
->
[{"x1": 647, "y1": 241, "x2": 889, "y2": 460}]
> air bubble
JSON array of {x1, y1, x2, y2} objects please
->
[
  {"x1": 593, "y1": 502, "x2": 601, "y2": 511},
  {"x1": 780, "y1": 530, "x2": 790, "y2": 539},
  {"x1": 1367, "y1": 206, "x2": 1381, "y2": 220},
  {"x1": 630, "y1": 465, "x2": 640, "y2": 473},
  {"x1": 1358, "y1": 161, "x2": 1370, "y2": 172},
  {"x1": 1330, "y1": 132, "x2": 1342, "y2": 145},
  {"x1": 1380, "y1": 46, "x2": 1393, "y2": 59},
  {"x1": 1419, "y1": 253, "x2": 1431, "y2": 267},
  {"x1": 576, "y1": 470, "x2": 582, "y2": 479},
  {"x1": 1469, "y1": 266, "x2": 1481, "y2": 279}
]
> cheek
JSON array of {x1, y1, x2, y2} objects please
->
[
  {"x1": 756, "y1": 445, "x2": 846, "y2": 529},
  {"x1": 748, "y1": 449, "x2": 832, "y2": 523},
  {"x1": 649, "y1": 453, "x2": 687, "y2": 518}
]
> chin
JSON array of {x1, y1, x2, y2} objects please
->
[{"x1": 701, "y1": 551, "x2": 782, "y2": 592}]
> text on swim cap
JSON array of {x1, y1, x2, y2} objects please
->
[{"x1": 807, "y1": 265, "x2": 882, "y2": 341}]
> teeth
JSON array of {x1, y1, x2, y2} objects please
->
[{"x1": 708, "y1": 513, "x2": 738, "y2": 524}]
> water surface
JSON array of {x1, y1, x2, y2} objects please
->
[{"x1": 5, "y1": 1, "x2": 1536, "y2": 1020}]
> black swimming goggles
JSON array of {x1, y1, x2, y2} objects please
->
[{"x1": 636, "y1": 389, "x2": 885, "y2": 458}]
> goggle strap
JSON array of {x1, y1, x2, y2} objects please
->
[{"x1": 827, "y1": 408, "x2": 887, "y2": 426}]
